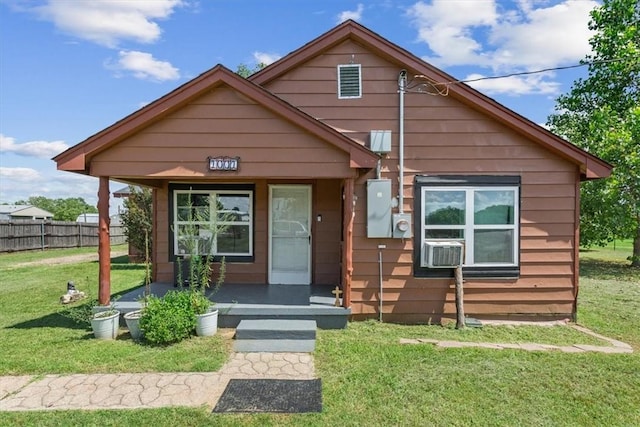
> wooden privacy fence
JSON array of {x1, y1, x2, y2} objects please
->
[{"x1": 0, "y1": 220, "x2": 126, "y2": 253}]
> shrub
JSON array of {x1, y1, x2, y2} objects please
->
[{"x1": 139, "y1": 291, "x2": 196, "y2": 345}]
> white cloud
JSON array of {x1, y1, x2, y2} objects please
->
[
  {"x1": 0, "y1": 134, "x2": 69, "y2": 159},
  {"x1": 464, "y1": 73, "x2": 561, "y2": 96},
  {"x1": 35, "y1": 0, "x2": 185, "y2": 48},
  {"x1": 0, "y1": 167, "x2": 42, "y2": 182},
  {"x1": 407, "y1": 0, "x2": 598, "y2": 95},
  {"x1": 337, "y1": 3, "x2": 364, "y2": 23},
  {"x1": 253, "y1": 51, "x2": 281, "y2": 66},
  {"x1": 110, "y1": 50, "x2": 180, "y2": 81},
  {"x1": 0, "y1": 168, "x2": 103, "y2": 208},
  {"x1": 489, "y1": 0, "x2": 596, "y2": 71},
  {"x1": 408, "y1": 0, "x2": 497, "y2": 67}
]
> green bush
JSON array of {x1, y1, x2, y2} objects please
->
[{"x1": 139, "y1": 291, "x2": 196, "y2": 345}]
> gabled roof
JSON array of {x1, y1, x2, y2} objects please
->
[
  {"x1": 54, "y1": 65, "x2": 378, "y2": 174},
  {"x1": 0, "y1": 205, "x2": 54, "y2": 219},
  {"x1": 251, "y1": 20, "x2": 612, "y2": 180}
]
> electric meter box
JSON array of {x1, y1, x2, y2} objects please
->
[
  {"x1": 367, "y1": 179, "x2": 392, "y2": 238},
  {"x1": 393, "y1": 213, "x2": 412, "y2": 239}
]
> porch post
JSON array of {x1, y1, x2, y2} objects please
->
[
  {"x1": 98, "y1": 176, "x2": 111, "y2": 305},
  {"x1": 342, "y1": 178, "x2": 354, "y2": 308},
  {"x1": 152, "y1": 188, "x2": 158, "y2": 282}
]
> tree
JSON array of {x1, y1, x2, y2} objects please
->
[
  {"x1": 15, "y1": 196, "x2": 97, "y2": 221},
  {"x1": 547, "y1": 0, "x2": 639, "y2": 266},
  {"x1": 236, "y1": 63, "x2": 267, "y2": 78},
  {"x1": 120, "y1": 186, "x2": 153, "y2": 260}
]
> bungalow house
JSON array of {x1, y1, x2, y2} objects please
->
[{"x1": 53, "y1": 20, "x2": 611, "y2": 323}]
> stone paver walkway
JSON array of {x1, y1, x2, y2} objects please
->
[
  {"x1": 0, "y1": 352, "x2": 314, "y2": 412},
  {"x1": 400, "y1": 324, "x2": 634, "y2": 354}
]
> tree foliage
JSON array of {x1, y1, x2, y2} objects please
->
[
  {"x1": 547, "y1": 0, "x2": 639, "y2": 266},
  {"x1": 120, "y1": 186, "x2": 153, "y2": 259},
  {"x1": 236, "y1": 62, "x2": 267, "y2": 78},
  {"x1": 15, "y1": 196, "x2": 97, "y2": 221}
]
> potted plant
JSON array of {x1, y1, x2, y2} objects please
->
[
  {"x1": 191, "y1": 254, "x2": 225, "y2": 337},
  {"x1": 60, "y1": 282, "x2": 120, "y2": 340},
  {"x1": 174, "y1": 194, "x2": 227, "y2": 337},
  {"x1": 91, "y1": 302, "x2": 120, "y2": 340}
]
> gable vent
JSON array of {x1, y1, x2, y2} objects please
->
[{"x1": 338, "y1": 64, "x2": 362, "y2": 99}]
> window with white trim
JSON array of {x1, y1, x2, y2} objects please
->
[
  {"x1": 414, "y1": 176, "x2": 520, "y2": 278},
  {"x1": 172, "y1": 186, "x2": 253, "y2": 259}
]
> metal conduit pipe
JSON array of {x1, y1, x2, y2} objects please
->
[{"x1": 398, "y1": 70, "x2": 407, "y2": 214}]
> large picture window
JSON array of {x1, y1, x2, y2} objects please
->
[
  {"x1": 171, "y1": 184, "x2": 253, "y2": 260},
  {"x1": 414, "y1": 176, "x2": 520, "y2": 278}
]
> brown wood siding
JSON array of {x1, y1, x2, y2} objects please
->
[
  {"x1": 90, "y1": 86, "x2": 354, "y2": 179},
  {"x1": 313, "y1": 180, "x2": 342, "y2": 285},
  {"x1": 264, "y1": 39, "x2": 579, "y2": 320}
]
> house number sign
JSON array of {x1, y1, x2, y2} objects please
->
[{"x1": 208, "y1": 156, "x2": 239, "y2": 171}]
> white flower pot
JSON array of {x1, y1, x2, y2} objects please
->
[
  {"x1": 91, "y1": 310, "x2": 120, "y2": 340},
  {"x1": 195, "y1": 309, "x2": 218, "y2": 336},
  {"x1": 124, "y1": 310, "x2": 143, "y2": 341}
]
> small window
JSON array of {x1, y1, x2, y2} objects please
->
[
  {"x1": 414, "y1": 176, "x2": 520, "y2": 278},
  {"x1": 338, "y1": 64, "x2": 361, "y2": 99}
]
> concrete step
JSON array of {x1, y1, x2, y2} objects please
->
[
  {"x1": 216, "y1": 303, "x2": 349, "y2": 329},
  {"x1": 233, "y1": 339, "x2": 315, "y2": 352},
  {"x1": 234, "y1": 319, "x2": 317, "y2": 352},
  {"x1": 235, "y1": 319, "x2": 316, "y2": 340}
]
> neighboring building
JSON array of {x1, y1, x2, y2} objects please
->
[
  {"x1": 0, "y1": 205, "x2": 54, "y2": 221},
  {"x1": 76, "y1": 212, "x2": 121, "y2": 224},
  {"x1": 54, "y1": 21, "x2": 611, "y2": 322},
  {"x1": 76, "y1": 213, "x2": 99, "y2": 223}
]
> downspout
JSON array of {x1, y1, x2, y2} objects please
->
[{"x1": 398, "y1": 70, "x2": 407, "y2": 214}]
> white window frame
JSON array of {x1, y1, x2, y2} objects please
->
[
  {"x1": 421, "y1": 186, "x2": 519, "y2": 267},
  {"x1": 173, "y1": 189, "x2": 253, "y2": 257}
]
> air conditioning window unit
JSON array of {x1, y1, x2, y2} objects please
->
[{"x1": 422, "y1": 241, "x2": 463, "y2": 268}]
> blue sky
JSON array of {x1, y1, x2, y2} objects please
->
[{"x1": 0, "y1": 0, "x2": 599, "y2": 214}]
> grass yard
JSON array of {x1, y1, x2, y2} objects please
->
[
  {"x1": 0, "y1": 246, "x2": 228, "y2": 375},
  {"x1": 0, "y1": 243, "x2": 638, "y2": 426}
]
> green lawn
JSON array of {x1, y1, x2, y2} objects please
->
[
  {"x1": 0, "y1": 247, "x2": 228, "y2": 375},
  {"x1": 0, "y1": 244, "x2": 638, "y2": 426}
]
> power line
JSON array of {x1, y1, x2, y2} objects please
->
[
  {"x1": 406, "y1": 57, "x2": 632, "y2": 95},
  {"x1": 457, "y1": 57, "x2": 629, "y2": 84}
]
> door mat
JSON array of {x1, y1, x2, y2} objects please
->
[{"x1": 213, "y1": 379, "x2": 322, "y2": 413}]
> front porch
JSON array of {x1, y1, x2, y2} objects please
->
[{"x1": 114, "y1": 283, "x2": 350, "y2": 329}]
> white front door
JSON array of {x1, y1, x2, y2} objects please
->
[{"x1": 269, "y1": 185, "x2": 312, "y2": 285}]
